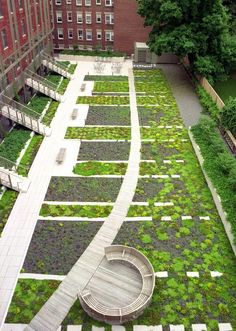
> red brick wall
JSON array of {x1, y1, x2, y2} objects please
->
[
  {"x1": 52, "y1": 1, "x2": 114, "y2": 50},
  {"x1": 114, "y1": 0, "x2": 151, "y2": 55}
]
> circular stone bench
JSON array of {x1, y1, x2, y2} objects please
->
[{"x1": 80, "y1": 245, "x2": 155, "y2": 324}]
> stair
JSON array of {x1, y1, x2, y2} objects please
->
[
  {"x1": 25, "y1": 70, "x2": 65, "y2": 102},
  {"x1": 0, "y1": 101, "x2": 52, "y2": 136},
  {"x1": 42, "y1": 59, "x2": 73, "y2": 79},
  {"x1": 0, "y1": 166, "x2": 30, "y2": 192}
]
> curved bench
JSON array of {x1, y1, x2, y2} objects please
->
[{"x1": 80, "y1": 245, "x2": 155, "y2": 324}]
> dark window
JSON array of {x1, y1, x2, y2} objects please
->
[{"x1": 1, "y1": 29, "x2": 8, "y2": 49}]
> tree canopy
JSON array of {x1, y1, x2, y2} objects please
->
[{"x1": 138, "y1": 0, "x2": 236, "y2": 82}]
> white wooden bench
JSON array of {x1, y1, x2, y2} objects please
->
[
  {"x1": 80, "y1": 83, "x2": 86, "y2": 91},
  {"x1": 56, "y1": 148, "x2": 66, "y2": 164},
  {"x1": 71, "y1": 108, "x2": 78, "y2": 120}
]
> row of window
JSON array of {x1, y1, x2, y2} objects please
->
[
  {"x1": 1, "y1": 20, "x2": 27, "y2": 50},
  {"x1": 57, "y1": 28, "x2": 114, "y2": 41},
  {"x1": 55, "y1": 0, "x2": 113, "y2": 6},
  {"x1": 56, "y1": 11, "x2": 114, "y2": 24}
]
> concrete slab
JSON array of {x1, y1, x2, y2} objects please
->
[
  {"x1": 192, "y1": 324, "x2": 207, "y2": 331},
  {"x1": 218, "y1": 323, "x2": 232, "y2": 331}
]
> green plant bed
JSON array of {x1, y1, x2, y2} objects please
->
[
  {"x1": 40, "y1": 204, "x2": 112, "y2": 218},
  {"x1": 23, "y1": 220, "x2": 102, "y2": 274},
  {"x1": 6, "y1": 279, "x2": 60, "y2": 323},
  {"x1": 18, "y1": 135, "x2": 43, "y2": 177},
  {"x1": 61, "y1": 49, "x2": 124, "y2": 57},
  {"x1": 58, "y1": 78, "x2": 70, "y2": 94},
  {"x1": 46, "y1": 73, "x2": 62, "y2": 86},
  {"x1": 68, "y1": 63, "x2": 77, "y2": 74},
  {"x1": 73, "y1": 162, "x2": 127, "y2": 176},
  {"x1": 0, "y1": 190, "x2": 18, "y2": 235},
  {"x1": 191, "y1": 117, "x2": 236, "y2": 241},
  {"x1": 45, "y1": 177, "x2": 122, "y2": 202},
  {"x1": 42, "y1": 101, "x2": 59, "y2": 126},
  {"x1": 94, "y1": 81, "x2": 129, "y2": 92},
  {"x1": 84, "y1": 75, "x2": 128, "y2": 82},
  {"x1": 65, "y1": 127, "x2": 131, "y2": 140},
  {"x1": 28, "y1": 94, "x2": 50, "y2": 116},
  {"x1": 77, "y1": 95, "x2": 129, "y2": 105},
  {"x1": 77, "y1": 141, "x2": 130, "y2": 160},
  {"x1": 141, "y1": 127, "x2": 188, "y2": 140},
  {"x1": 86, "y1": 106, "x2": 130, "y2": 126},
  {"x1": 0, "y1": 127, "x2": 31, "y2": 163}
]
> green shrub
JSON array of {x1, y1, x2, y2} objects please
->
[
  {"x1": 196, "y1": 85, "x2": 220, "y2": 120},
  {"x1": 42, "y1": 101, "x2": 59, "y2": 126},
  {"x1": 191, "y1": 117, "x2": 236, "y2": 241},
  {"x1": 220, "y1": 97, "x2": 236, "y2": 136},
  {"x1": 0, "y1": 128, "x2": 31, "y2": 163},
  {"x1": 0, "y1": 190, "x2": 18, "y2": 235}
]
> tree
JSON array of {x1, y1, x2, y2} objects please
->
[
  {"x1": 220, "y1": 97, "x2": 236, "y2": 135},
  {"x1": 137, "y1": 0, "x2": 236, "y2": 82}
]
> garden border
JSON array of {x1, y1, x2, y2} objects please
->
[{"x1": 188, "y1": 129, "x2": 236, "y2": 256}]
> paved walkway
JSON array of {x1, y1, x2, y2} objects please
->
[
  {"x1": 157, "y1": 64, "x2": 202, "y2": 127},
  {"x1": 24, "y1": 67, "x2": 141, "y2": 331}
]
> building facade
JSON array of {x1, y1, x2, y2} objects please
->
[
  {"x1": 0, "y1": 0, "x2": 53, "y2": 98},
  {"x1": 52, "y1": 0, "x2": 150, "y2": 55}
]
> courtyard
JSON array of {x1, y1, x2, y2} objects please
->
[{"x1": 0, "y1": 59, "x2": 235, "y2": 331}]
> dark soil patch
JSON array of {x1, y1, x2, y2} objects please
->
[
  {"x1": 86, "y1": 106, "x2": 130, "y2": 126},
  {"x1": 141, "y1": 142, "x2": 180, "y2": 160},
  {"x1": 77, "y1": 141, "x2": 130, "y2": 160},
  {"x1": 23, "y1": 220, "x2": 102, "y2": 274},
  {"x1": 45, "y1": 177, "x2": 122, "y2": 201}
]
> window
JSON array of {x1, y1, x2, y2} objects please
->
[
  {"x1": 105, "y1": 0, "x2": 113, "y2": 6},
  {"x1": 85, "y1": 0, "x2": 91, "y2": 6},
  {"x1": 105, "y1": 30, "x2": 114, "y2": 41},
  {"x1": 76, "y1": 0, "x2": 82, "y2": 5},
  {"x1": 96, "y1": 12, "x2": 101, "y2": 23},
  {"x1": 18, "y1": 0, "x2": 23, "y2": 9},
  {"x1": 21, "y1": 19, "x2": 26, "y2": 36},
  {"x1": 55, "y1": 0, "x2": 61, "y2": 5},
  {"x1": 66, "y1": 0, "x2": 71, "y2": 4},
  {"x1": 56, "y1": 12, "x2": 62, "y2": 23},
  {"x1": 0, "y1": 1, "x2": 3, "y2": 17},
  {"x1": 86, "y1": 29, "x2": 92, "y2": 40},
  {"x1": 97, "y1": 30, "x2": 102, "y2": 40},
  {"x1": 105, "y1": 13, "x2": 114, "y2": 24},
  {"x1": 57, "y1": 28, "x2": 63, "y2": 39},
  {"x1": 78, "y1": 29, "x2": 83, "y2": 40},
  {"x1": 96, "y1": 0, "x2": 101, "y2": 4},
  {"x1": 85, "y1": 12, "x2": 91, "y2": 24},
  {"x1": 67, "y1": 11, "x2": 72, "y2": 22},
  {"x1": 1, "y1": 29, "x2": 8, "y2": 49},
  {"x1": 77, "y1": 12, "x2": 83, "y2": 23},
  {"x1": 68, "y1": 28, "x2": 73, "y2": 39}
]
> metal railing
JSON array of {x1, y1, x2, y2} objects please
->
[
  {"x1": 25, "y1": 69, "x2": 58, "y2": 91},
  {"x1": 42, "y1": 51, "x2": 69, "y2": 71}
]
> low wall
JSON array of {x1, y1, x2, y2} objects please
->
[
  {"x1": 56, "y1": 54, "x2": 125, "y2": 63},
  {"x1": 189, "y1": 129, "x2": 236, "y2": 256},
  {"x1": 199, "y1": 77, "x2": 225, "y2": 109}
]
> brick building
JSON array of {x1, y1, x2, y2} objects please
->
[
  {"x1": 52, "y1": 0, "x2": 150, "y2": 55},
  {"x1": 0, "y1": 0, "x2": 53, "y2": 98}
]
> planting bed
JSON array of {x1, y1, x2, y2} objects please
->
[
  {"x1": 28, "y1": 94, "x2": 50, "y2": 116},
  {"x1": 0, "y1": 190, "x2": 18, "y2": 235},
  {"x1": 65, "y1": 126, "x2": 131, "y2": 140},
  {"x1": 0, "y1": 126, "x2": 31, "y2": 164},
  {"x1": 77, "y1": 95, "x2": 129, "y2": 105},
  {"x1": 6, "y1": 279, "x2": 60, "y2": 324},
  {"x1": 45, "y1": 177, "x2": 122, "y2": 202},
  {"x1": 84, "y1": 75, "x2": 127, "y2": 81},
  {"x1": 93, "y1": 81, "x2": 129, "y2": 92},
  {"x1": 42, "y1": 101, "x2": 59, "y2": 126},
  {"x1": 77, "y1": 141, "x2": 130, "y2": 160},
  {"x1": 23, "y1": 220, "x2": 102, "y2": 274},
  {"x1": 86, "y1": 106, "x2": 130, "y2": 126},
  {"x1": 18, "y1": 135, "x2": 43, "y2": 177}
]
